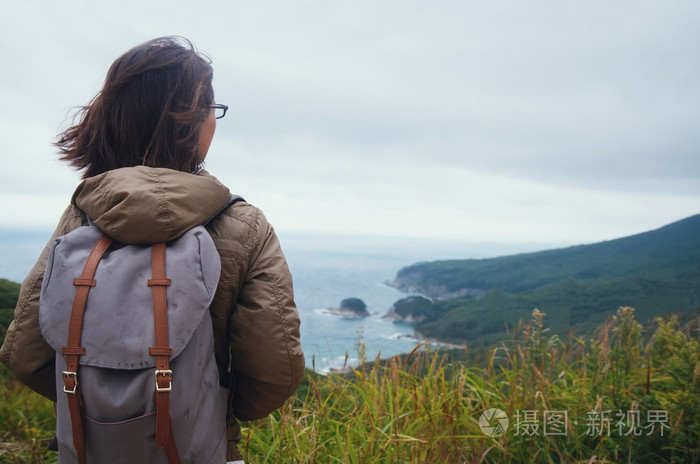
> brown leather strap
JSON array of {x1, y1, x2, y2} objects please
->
[
  {"x1": 147, "y1": 242, "x2": 180, "y2": 463},
  {"x1": 62, "y1": 234, "x2": 113, "y2": 464},
  {"x1": 165, "y1": 419, "x2": 180, "y2": 464},
  {"x1": 66, "y1": 391, "x2": 86, "y2": 464}
]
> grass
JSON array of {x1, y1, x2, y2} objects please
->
[
  {"x1": 239, "y1": 306, "x2": 699, "y2": 463},
  {"x1": 1, "y1": 306, "x2": 699, "y2": 463},
  {"x1": 0, "y1": 367, "x2": 57, "y2": 464}
]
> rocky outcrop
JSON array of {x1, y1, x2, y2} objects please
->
[
  {"x1": 326, "y1": 297, "x2": 370, "y2": 318},
  {"x1": 386, "y1": 271, "x2": 488, "y2": 300},
  {"x1": 383, "y1": 295, "x2": 437, "y2": 324}
]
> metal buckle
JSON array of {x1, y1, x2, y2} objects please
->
[
  {"x1": 154, "y1": 369, "x2": 172, "y2": 392},
  {"x1": 62, "y1": 371, "x2": 78, "y2": 394}
]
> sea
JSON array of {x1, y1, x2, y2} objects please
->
[{"x1": 0, "y1": 228, "x2": 552, "y2": 373}]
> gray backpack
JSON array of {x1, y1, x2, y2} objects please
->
[{"x1": 39, "y1": 223, "x2": 228, "y2": 464}]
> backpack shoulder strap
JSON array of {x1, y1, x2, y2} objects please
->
[
  {"x1": 205, "y1": 194, "x2": 245, "y2": 225},
  {"x1": 229, "y1": 194, "x2": 245, "y2": 205}
]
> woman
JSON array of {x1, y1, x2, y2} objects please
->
[{"x1": 0, "y1": 36, "x2": 305, "y2": 463}]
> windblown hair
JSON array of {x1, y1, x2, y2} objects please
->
[{"x1": 56, "y1": 36, "x2": 214, "y2": 178}]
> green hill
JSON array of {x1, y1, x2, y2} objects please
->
[
  {"x1": 389, "y1": 214, "x2": 700, "y2": 344},
  {"x1": 0, "y1": 279, "x2": 21, "y2": 345}
]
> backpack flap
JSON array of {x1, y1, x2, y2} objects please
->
[{"x1": 39, "y1": 224, "x2": 222, "y2": 370}]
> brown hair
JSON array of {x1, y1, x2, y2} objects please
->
[{"x1": 56, "y1": 36, "x2": 214, "y2": 178}]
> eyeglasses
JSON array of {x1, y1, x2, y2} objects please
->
[{"x1": 210, "y1": 104, "x2": 229, "y2": 119}]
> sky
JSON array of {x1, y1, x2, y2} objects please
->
[{"x1": 1, "y1": 1, "x2": 699, "y2": 249}]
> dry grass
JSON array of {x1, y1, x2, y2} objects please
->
[{"x1": 1, "y1": 307, "x2": 698, "y2": 463}]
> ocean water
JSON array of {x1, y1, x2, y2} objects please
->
[
  {"x1": 280, "y1": 234, "x2": 430, "y2": 372},
  {"x1": 263, "y1": 232, "x2": 553, "y2": 372},
  {"x1": 0, "y1": 228, "x2": 551, "y2": 373}
]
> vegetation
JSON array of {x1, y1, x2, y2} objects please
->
[
  {"x1": 0, "y1": 279, "x2": 21, "y2": 309},
  {"x1": 242, "y1": 307, "x2": 700, "y2": 463},
  {"x1": 386, "y1": 295, "x2": 446, "y2": 324},
  {"x1": 340, "y1": 297, "x2": 369, "y2": 316},
  {"x1": 0, "y1": 279, "x2": 20, "y2": 345},
  {"x1": 2, "y1": 307, "x2": 698, "y2": 462},
  {"x1": 390, "y1": 214, "x2": 700, "y2": 343},
  {"x1": 0, "y1": 366, "x2": 56, "y2": 464}
]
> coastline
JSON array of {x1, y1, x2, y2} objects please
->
[{"x1": 321, "y1": 330, "x2": 465, "y2": 376}]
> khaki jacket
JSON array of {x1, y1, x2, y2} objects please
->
[{"x1": 0, "y1": 166, "x2": 305, "y2": 459}]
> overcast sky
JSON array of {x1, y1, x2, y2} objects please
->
[{"x1": 1, "y1": 1, "x2": 698, "y2": 248}]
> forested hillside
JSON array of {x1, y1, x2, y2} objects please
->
[
  {"x1": 0, "y1": 279, "x2": 20, "y2": 345},
  {"x1": 389, "y1": 214, "x2": 700, "y2": 344}
]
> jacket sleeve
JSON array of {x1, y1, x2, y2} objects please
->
[
  {"x1": 228, "y1": 211, "x2": 305, "y2": 421},
  {"x1": 0, "y1": 206, "x2": 86, "y2": 401}
]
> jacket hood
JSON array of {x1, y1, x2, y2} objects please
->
[{"x1": 72, "y1": 166, "x2": 233, "y2": 244}]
